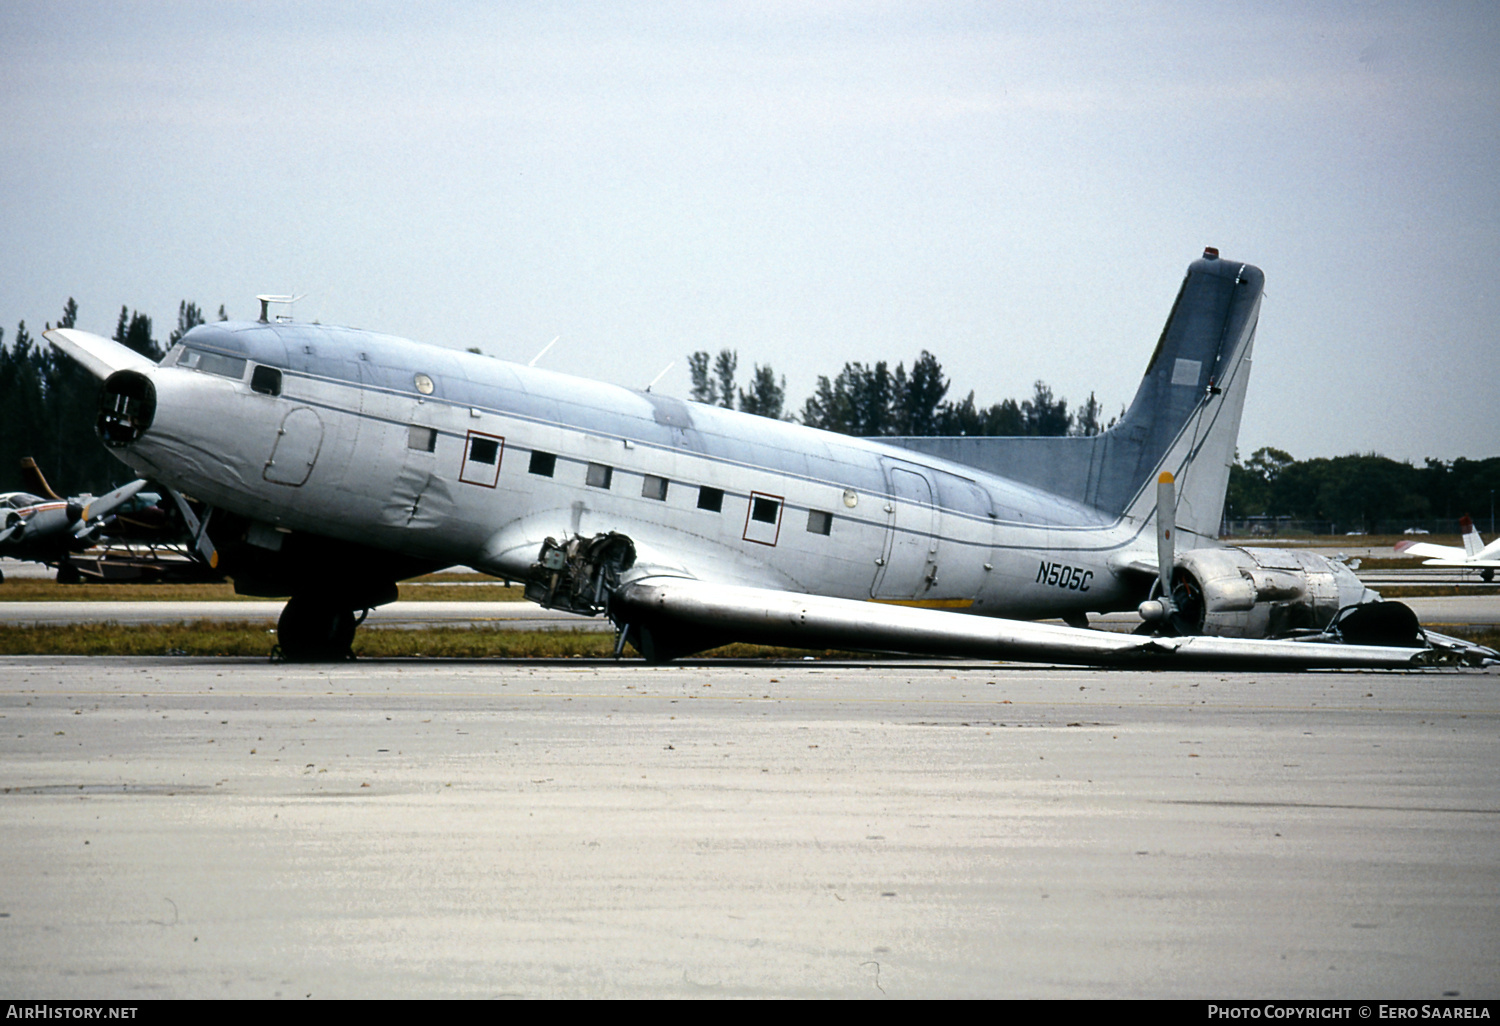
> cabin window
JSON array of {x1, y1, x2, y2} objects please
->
[
  {"x1": 408, "y1": 426, "x2": 436, "y2": 452},
  {"x1": 250, "y1": 366, "x2": 282, "y2": 396},
  {"x1": 586, "y1": 463, "x2": 613, "y2": 489},
  {"x1": 697, "y1": 486, "x2": 724, "y2": 512},
  {"x1": 469, "y1": 437, "x2": 500, "y2": 465},
  {"x1": 807, "y1": 510, "x2": 832, "y2": 535},
  {"x1": 529, "y1": 451, "x2": 556, "y2": 477},
  {"x1": 752, "y1": 497, "x2": 780, "y2": 524},
  {"x1": 641, "y1": 474, "x2": 668, "y2": 501},
  {"x1": 178, "y1": 347, "x2": 247, "y2": 380}
]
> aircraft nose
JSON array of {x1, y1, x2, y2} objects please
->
[{"x1": 97, "y1": 370, "x2": 157, "y2": 448}]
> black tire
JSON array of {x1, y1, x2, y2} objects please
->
[
  {"x1": 277, "y1": 596, "x2": 358, "y2": 662},
  {"x1": 56, "y1": 563, "x2": 81, "y2": 585}
]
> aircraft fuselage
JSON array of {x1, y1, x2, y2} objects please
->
[{"x1": 111, "y1": 321, "x2": 1153, "y2": 619}]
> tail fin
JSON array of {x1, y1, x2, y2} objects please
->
[
  {"x1": 1461, "y1": 516, "x2": 1483, "y2": 558},
  {"x1": 19, "y1": 457, "x2": 62, "y2": 500},
  {"x1": 889, "y1": 250, "x2": 1263, "y2": 547}
]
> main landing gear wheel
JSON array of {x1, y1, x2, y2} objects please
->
[{"x1": 277, "y1": 596, "x2": 360, "y2": 662}]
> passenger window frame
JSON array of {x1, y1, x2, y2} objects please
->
[
  {"x1": 459, "y1": 430, "x2": 504, "y2": 487},
  {"x1": 742, "y1": 491, "x2": 784, "y2": 546}
]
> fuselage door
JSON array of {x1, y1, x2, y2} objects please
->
[
  {"x1": 872, "y1": 461, "x2": 939, "y2": 600},
  {"x1": 263, "y1": 407, "x2": 324, "y2": 486}
]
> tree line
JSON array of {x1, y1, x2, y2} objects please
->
[
  {"x1": 1226, "y1": 447, "x2": 1500, "y2": 535},
  {"x1": 688, "y1": 347, "x2": 1108, "y2": 438},
  {"x1": 2, "y1": 308, "x2": 1495, "y2": 538}
]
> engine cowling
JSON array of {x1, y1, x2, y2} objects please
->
[{"x1": 1162, "y1": 547, "x2": 1376, "y2": 639}]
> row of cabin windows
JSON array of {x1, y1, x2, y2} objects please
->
[
  {"x1": 404, "y1": 433, "x2": 836, "y2": 535},
  {"x1": 527, "y1": 450, "x2": 832, "y2": 535},
  {"x1": 194, "y1": 358, "x2": 846, "y2": 537}
]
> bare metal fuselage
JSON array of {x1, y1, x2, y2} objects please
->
[{"x1": 120, "y1": 323, "x2": 1146, "y2": 621}]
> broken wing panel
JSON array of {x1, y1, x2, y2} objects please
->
[{"x1": 613, "y1": 577, "x2": 1442, "y2": 670}]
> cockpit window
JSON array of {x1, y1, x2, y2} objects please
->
[
  {"x1": 177, "y1": 347, "x2": 247, "y2": 380},
  {"x1": 2, "y1": 493, "x2": 45, "y2": 509},
  {"x1": 250, "y1": 365, "x2": 283, "y2": 396}
]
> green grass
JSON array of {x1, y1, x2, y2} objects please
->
[
  {"x1": 0, "y1": 575, "x2": 527, "y2": 603},
  {"x1": 0, "y1": 621, "x2": 861, "y2": 660}
]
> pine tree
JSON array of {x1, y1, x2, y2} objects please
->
[
  {"x1": 687, "y1": 351, "x2": 716, "y2": 405},
  {"x1": 713, "y1": 350, "x2": 738, "y2": 410},
  {"x1": 898, "y1": 351, "x2": 949, "y2": 435},
  {"x1": 168, "y1": 301, "x2": 205, "y2": 348},
  {"x1": 738, "y1": 365, "x2": 786, "y2": 419},
  {"x1": 121, "y1": 311, "x2": 162, "y2": 361}
]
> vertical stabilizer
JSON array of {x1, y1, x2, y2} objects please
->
[
  {"x1": 889, "y1": 251, "x2": 1263, "y2": 547},
  {"x1": 1461, "y1": 516, "x2": 1484, "y2": 558}
]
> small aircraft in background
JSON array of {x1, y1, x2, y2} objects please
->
[
  {"x1": 0, "y1": 458, "x2": 150, "y2": 583},
  {"x1": 1395, "y1": 516, "x2": 1500, "y2": 582}
]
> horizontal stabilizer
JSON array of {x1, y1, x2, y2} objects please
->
[
  {"x1": 1394, "y1": 540, "x2": 1466, "y2": 561},
  {"x1": 43, "y1": 329, "x2": 157, "y2": 380}
]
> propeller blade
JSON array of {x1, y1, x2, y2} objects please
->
[
  {"x1": 167, "y1": 487, "x2": 219, "y2": 569},
  {"x1": 82, "y1": 479, "x2": 147, "y2": 522},
  {"x1": 71, "y1": 479, "x2": 148, "y2": 536},
  {"x1": 1156, "y1": 471, "x2": 1175, "y2": 609}
]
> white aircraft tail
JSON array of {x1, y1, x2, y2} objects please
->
[
  {"x1": 1460, "y1": 516, "x2": 1485, "y2": 558},
  {"x1": 890, "y1": 249, "x2": 1263, "y2": 547}
]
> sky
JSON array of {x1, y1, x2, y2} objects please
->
[{"x1": 2, "y1": 1, "x2": 1497, "y2": 463}]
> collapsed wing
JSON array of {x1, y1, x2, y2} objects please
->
[
  {"x1": 44, "y1": 328, "x2": 156, "y2": 380},
  {"x1": 612, "y1": 577, "x2": 1489, "y2": 670}
]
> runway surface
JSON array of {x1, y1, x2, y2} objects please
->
[{"x1": 1, "y1": 656, "x2": 1496, "y2": 998}]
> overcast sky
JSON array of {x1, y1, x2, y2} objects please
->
[{"x1": 3, "y1": 1, "x2": 1496, "y2": 463}]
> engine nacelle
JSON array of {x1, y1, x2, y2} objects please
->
[{"x1": 1165, "y1": 547, "x2": 1376, "y2": 639}]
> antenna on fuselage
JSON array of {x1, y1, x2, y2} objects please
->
[
  {"x1": 645, "y1": 361, "x2": 675, "y2": 393},
  {"x1": 256, "y1": 294, "x2": 306, "y2": 324},
  {"x1": 528, "y1": 336, "x2": 560, "y2": 367}
]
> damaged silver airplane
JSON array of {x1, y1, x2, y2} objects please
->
[{"x1": 45, "y1": 250, "x2": 1494, "y2": 667}]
